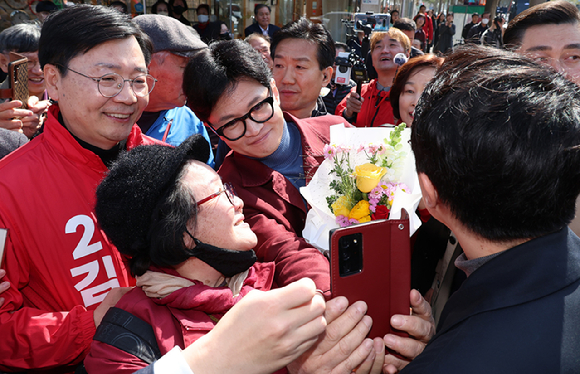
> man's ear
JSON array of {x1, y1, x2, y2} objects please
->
[
  {"x1": 43, "y1": 64, "x2": 62, "y2": 101},
  {"x1": 0, "y1": 54, "x2": 9, "y2": 74},
  {"x1": 270, "y1": 77, "x2": 280, "y2": 104},
  {"x1": 418, "y1": 172, "x2": 438, "y2": 210},
  {"x1": 321, "y1": 66, "x2": 333, "y2": 86}
]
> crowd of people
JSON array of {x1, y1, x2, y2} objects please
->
[{"x1": 0, "y1": 1, "x2": 579, "y2": 373}]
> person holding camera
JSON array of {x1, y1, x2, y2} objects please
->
[
  {"x1": 434, "y1": 13, "x2": 455, "y2": 54},
  {"x1": 481, "y1": 15, "x2": 504, "y2": 48},
  {"x1": 336, "y1": 28, "x2": 410, "y2": 127}
]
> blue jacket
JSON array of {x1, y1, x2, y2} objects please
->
[{"x1": 145, "y1": 106, "x2": 214, "y2": 167}]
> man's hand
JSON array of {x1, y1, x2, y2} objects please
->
[
  {"x1": 288, "y1": 297, "x2": 384, "y2": 374},
  {"x1": 92, "y1": 287, "x2": 132, "y2": 327},
  {"x1": 382, "y1": 289, "x2": 435, "y2": 373},
  {"x1": 344, "y1": 92, "x2": 363, "y2": 118},
  {"x1": 0, "y1": 100, "x2": 34, "y2": 132},
  {"x1": 20, "y1": 97, "x2": 50, "y2": 138},
  {"x1": 0, "y1": 269, "x2": 9, "y2": 308},
  {"x1": 184, "y1": 278, "x2": 327, "y2": 374}
]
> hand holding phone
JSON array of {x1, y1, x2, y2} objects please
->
[{"x1": 330, "y1": 217, "x2": 411, "y2": 339}]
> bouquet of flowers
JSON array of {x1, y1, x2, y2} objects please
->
[{"x1": 301, "y1": 124, "x2": 422, "y2": 252}]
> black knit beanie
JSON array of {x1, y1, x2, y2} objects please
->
[{"x1": 95, "y1": 134, "x2": 210, "y2": 258}]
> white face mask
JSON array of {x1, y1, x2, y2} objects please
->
[
  {"x1": 158, "y1": 10, "x2": 168, "y2": 16},
  {"x1": 482, "y1": 18, "x2": 489, "y2": 25},
  {"x1": 198, "y1": 14, "x2": 209, "y2": 23}
]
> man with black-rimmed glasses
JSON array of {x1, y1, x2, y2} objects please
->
[{"x1": 185, "y1": 39, "x2": 437, "y2": 374}]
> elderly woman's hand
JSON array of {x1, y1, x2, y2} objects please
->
[
  {"x1": 288, "y1": 296, "x2": 385, "y2": 374},
  {"x1": 184, "y1": 277, "x2": 327, "y2": 374}
]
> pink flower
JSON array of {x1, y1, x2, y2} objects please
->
[
  {"x1": 349, "y1": 218, "x2": 360, "y2": 225},
  {"x1": 336, "y1": 215, "x2": 350, "y2": 227},
  {"x1": 323, "y1": 144, "x2": 337, "y2": 160},
  {"x1": 369, "y1": 186, "x2": 383, "y2": 200}
]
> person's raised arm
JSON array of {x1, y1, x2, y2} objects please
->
[{"x1": 160, "y1": 278, "x2": 327, "y2": 374}]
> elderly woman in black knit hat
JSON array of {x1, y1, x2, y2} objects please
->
[{"x1": 84, "y1": 134, "x2": 386, "y2": 374}]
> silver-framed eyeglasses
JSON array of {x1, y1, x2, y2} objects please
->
[
  {"x1": 207, "y1": 87, "x2": 274, "y2": 141},
  {"x1": 59, "y1": 64, "x2": 157, "y2": 98},
  {"x1": 196, "y1": 183, "x2": 237, "y2": 207}
]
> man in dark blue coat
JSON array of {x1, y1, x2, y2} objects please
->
[
  {"x1": 402, "y1": 46, "x2": 580, "y2": 373},
  {"x1": 244, "y1": 4, "x2": 280, "y2": 38}
]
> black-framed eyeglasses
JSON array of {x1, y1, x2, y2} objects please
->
[
  {"x1": 207, "y1": 88, "x2": 274, "y2": 141},
  {"x1": 58, "y1": 64, "x2": 157, "y2": 98},
  {"x1": 196, "y1": 183, "x2": 237, "y2": 207}
]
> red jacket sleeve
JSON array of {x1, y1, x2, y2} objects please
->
[
  {"x1": 0, "y1": 216, "x2": 96, "y2": 371},
  {"x1": 245, "y1": 207, "x2": 331, "y2": 297},
  {"x1": 84, "y1": 340, "x2": 149, "y2": 374}
]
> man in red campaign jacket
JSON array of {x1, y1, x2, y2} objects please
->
[
  {"x1": 0, "y1": 6, "x2": 162, "y2": 372},
  {"x1": 336, "y1": 28, "x2": 410, "y2": 127}
]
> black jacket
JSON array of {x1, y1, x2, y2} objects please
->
[
  {"x1": 402, "y1": 228, "x2": 580, "y2": 374},
  {"x1": 244, "y1": 23, "x2": 280, "y2": 38}
]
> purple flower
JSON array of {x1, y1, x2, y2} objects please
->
[{"x1": 336, "y1": 215, "x2": 350, "y2": 227}]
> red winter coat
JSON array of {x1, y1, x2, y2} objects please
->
[
  {"x1": 335, "y1": 79, "x2": 395, "y2": 127},
  {"x1": 84, "y1": 263, "x2": 281, "y2": 374},
  {"x1": 218, "y1": 113, "x2": 349, "y2": 296},
  {"x1": 0, "y1": 105, "x2": 160, "y2": 372}
]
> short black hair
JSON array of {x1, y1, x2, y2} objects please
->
[
  {"x1": 335, "y1": 41, "x2": 349, "y2": 53},
  {"x1": 412, "y1": 46, "x2": 580, "y2": 242},
  {"x1": 393, "y1": 17, "x2": 417, "y2": 32},
  {"x1": 38, "y1": 5, "x2": 153, "y2": 75},
  {"x1": 196, "y1": 3, "x2": 209, "y2": 14},
  {"x1": 36, "y1": 1, "x2": 58, "y2": 13},
  {"x1": 504, "y1": 0, "x2": 580, "y2": 49},
  {"x1": 39, "y1": 5, "x2": 151, "y2": 74},
  {"x1": 109, "y1": 1, "x2": 128, "y2": 13},
  {"x1": 0, "y1": 24, "x2": 41, "y2": 54},
  {"x1": 168, "y1": 0, "x2": 188, "y2": 11},
  {"x1": 270, "y1": 17, "x2": 335, "y2": 70},
  {"x1": 184, "y1": 39, "x2": 272, "y2": 122},
  {"x1": 151, "y1": 0, "x2": 171, "y2": 14},
  {"x1": 254, "y1": 4, "x2": 271, "y2": 16}
]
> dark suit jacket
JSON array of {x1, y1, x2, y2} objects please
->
[
  {"x1": 244, "y1": 23, "x2": 280, "y2": 38},
  {"x1": 402, "y1": 227, "x2": 580, "y2": 373}
]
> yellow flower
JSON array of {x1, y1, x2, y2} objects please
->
[
  {"x1": 354, "y1": 163, "x2": 387, "y2": 193},
  {"x1": 331, "y1": 195, "x2": 352, "y2": 217},
  {"x1": 349, "y1": 200, "x2": 371, "y2": 222}
]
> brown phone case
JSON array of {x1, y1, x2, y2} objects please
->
[
  {"x1": 330, "y1": 214, "x2": 411, "y2": 339},
  {"x1": 9, "y1": 52, "x2": 28, "y2": 108}
]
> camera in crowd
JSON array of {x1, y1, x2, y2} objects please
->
[
  {"x1": 353, "y1": 12, "x2": 391, "y2": 32},
  {"x1": 334, "y1": 50, "x2": 368, "y2": 85}
]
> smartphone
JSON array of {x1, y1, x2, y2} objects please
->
[
  {"x1": 8, "y1": 52, "x2": 28, "y2": 108},
  {"x1": 330, "y1": 217, "x2": 411, "y2": 339},
  {"x1": 0, "y1": 228, "x2": 7, "y2": 268}
]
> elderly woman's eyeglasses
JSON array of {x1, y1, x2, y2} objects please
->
[
  {"x1": 196, "y1": 183, "x2": 237, "y2": 207},
  {"x1": 207, "y1": 88, "x2": 274, "y2": 141},
  {"x1": 58, "y1": 64, "x2": 157, "y2": 98}
]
